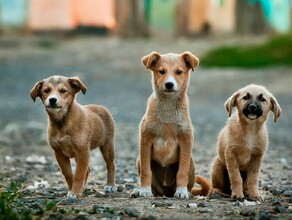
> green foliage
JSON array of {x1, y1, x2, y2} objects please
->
[
  {"x1": 0, "y1": 181, "x2": 23, "y2": 220},
  {"x1": 201, "y1": 35, "x2": 292, "y2": 68},
  {"x1": 0, "y1": 180, "x2": 59, "y2": 220}
]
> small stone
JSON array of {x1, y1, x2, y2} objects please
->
[
  {"x1": 187, "y1": 203, "x2": 198, "y2": 209},
  {"x1": 209, "y1": 193, "x2": 223, "y2": 199},
  {"x1": 123, "y1": 178, "x2": 135, "y2": 183},
  {"x1": 234, "y1": 200, "x2": 243, "y2": 207},
  {"x1": 124, "y1": 207, "x2": 139, "y2": 217},
  {"x1": 288, "y1": 206, "x2": 292, "y2": 213},
  {"x1": 271, "y1": 198, "x2": 281, "y2": 206},
  {"x1": 273, "y1": 206, "x2": 287, "y2": 213},
  {"x1": 240, "y1": 209, "x2": 255, "y2": 217},
  {"x1": 258, "y1": 211, "x2": 270, "y2": 220},
  {"x1": 197, "y1": 202, "x2": 206, "y2": 207},
  {"x1": 138, "y1": 212, "x2": 156, "y2": 220},
  {"x1": 117, "y1": 185, "x2": 124, "y2": 193},
  {"x1": 198, "y1": 207, "x2": 213, "y2": 213},
  {"x1": 282, "y1": 189, "x2": 292, "y2": 197},
  {"x1": 271, "y1": 188, "x2": 282, "y2": 196},
  {"x1": 152, "y1": 200, "x2": 173, "y2": 207}
]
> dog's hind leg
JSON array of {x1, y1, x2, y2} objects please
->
[
  {"x1": 211, "y1": 157, "x2": 228, "y2": 195},
  {"x1": 100, "y1": 141, "x2": 116, "y2": 192}
]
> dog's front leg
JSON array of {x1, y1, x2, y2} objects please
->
[
  {"x1": 246, "y1": 155, "x2": 263, "y2": 201},
  {"x1": 175, "y1": 132, "x2": 193, "y2": 198},
  {"x1": 54, "y1": 150, "x2": 73, "y2": 191},
  {"x1": 69, "y1": 151, "x2": 90, "y2": 199},
  {"x1": 225, "y1": 150, "x2": 244, "y2": 199},
  {"x1": 138, "y1": 132, "x2": 154, "y2": 197}
]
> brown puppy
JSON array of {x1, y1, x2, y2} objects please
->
[
  {"x1": 211, "y1": 84, "x2": 281, "y2": 201},
  {"x1": 30, "y1": 75, "x2": 116, "y2": 199},
  {"x1": 135, "y1": 51, "x2": 210, "y2": 198}
]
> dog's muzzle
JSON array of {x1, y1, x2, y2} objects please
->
[
  {"x1": 243, "y1": 103, "x2": 263, "y2": 120},
  {"x1": 46, "y1": 97, "x2": 61, "y2": 109}
]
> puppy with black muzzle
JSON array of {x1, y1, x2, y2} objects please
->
[
  {"x1": 211, "y1": 84, "x2": 281, "y2": 201},
  {"x1": 30, "y1": 75, "x2": 116, "y2": 199}
]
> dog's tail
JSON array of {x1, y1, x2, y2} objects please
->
[{"x1": 191, "y1": 175, "x2": 212, "y2": 196}]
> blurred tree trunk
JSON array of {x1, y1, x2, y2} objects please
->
[
  {"x1": 115, "y1": 0, "x2": 149, "y2": 37},
  {"x1": 175, "y1": 0, "x2": 189, "y2": 36},
  {"x1": 236, "y1": 0, "x2": 267, "y2": 34}
]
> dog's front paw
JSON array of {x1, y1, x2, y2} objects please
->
[
  {"x1": 139, "y1": 186, "x2": 153, "y2": 197},
  {"x1": 67, "y1": 192, "x2": 78, "y2": 200},
  {"x1": 104, "y1": 185, "x2": 117, "y2": 193},
  {"x1": 231, "y1": 191, "x2": 244, "y2": 200},
  {"x1": 174, "y1": 187, "x2": 189, "y2": 199}
]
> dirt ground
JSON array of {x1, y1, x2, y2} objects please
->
[{"x1": 0, "y1": 35, "x2": 292, "y2": 219}]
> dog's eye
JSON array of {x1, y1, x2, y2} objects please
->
[
  {"x1": 159, "y1": 69, "x2": 166, "y2": 75},
  {"x1": 242, "y1": 94, "x2": 250, "y2": 100},
  {"x1": 43, "y1": 88, "x2": 50, "y2": 94},
  {"x1": 176, "y1": 70, "x2": 183, "y2": 75},
  {"x1": 60, "y1": 89, "x2": 67, "y2": 93},
  {"x1": 259, "y1": 97, "x2": 266, "y2": 102}
]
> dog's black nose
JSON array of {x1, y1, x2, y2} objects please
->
[
  {"x1": 49, "y1": 97, "x2": 57, "y2": 105},
  {"x1": 165, "y1": 82, "x2": 174, "y2": 90},
  {"x1": 248, "y1": 103, "x2": 257, "y2": 112}
]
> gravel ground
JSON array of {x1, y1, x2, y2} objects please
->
[{"x1": 0, "y1": 35, "x2": 292, "y2": 219}]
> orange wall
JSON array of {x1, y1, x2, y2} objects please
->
[{"x1": 29, "y1": 0, "x2": 115, "y2": 31}]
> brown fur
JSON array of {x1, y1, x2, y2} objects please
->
[
  {"x1": 211, "y1": 84, "x2": 281, "y2": 201},
  {"x1": 135, "y1": 51, "x2": 211, "y2": 198},
  {"x1": 30, "y1": 75, "x2": 116, "y2": 199}
]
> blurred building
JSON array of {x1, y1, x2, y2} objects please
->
[{"x1": 0, "y1": 0, "x2": 291, "y2": 36}]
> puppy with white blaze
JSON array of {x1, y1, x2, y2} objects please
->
[{"x1": 133, "y1": 51, "x2": 211, "y2": 199}]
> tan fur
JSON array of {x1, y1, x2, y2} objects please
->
[
  {"x1": 211, "y1": 84, "x2": 281, "y2": 201},
  {"x1": 30, "y1": 75, "x2": 116, "y2": 199},
  {"x1": 136, "y1": 51, "x2": 211, "y2": 198}
]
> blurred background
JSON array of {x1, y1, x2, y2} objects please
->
[
  {"x1": 0, "y1": 0, "x2": 291, "y2": 36},
  {"x1": 0, "y1": 0, "x2": 291, "y2": 162}
]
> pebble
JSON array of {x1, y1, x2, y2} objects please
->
[
  {"x1": 282, "y1": 189, "x2": 292, "y2": 197},
  {"x1": 209, "y1": 193, "x2": 223, "y2": 199},
  {"x1": 273, "y1": 206, "x2": 287, "y2": 213},
  {"x1": 26, "y1": 155, "x2": 47, "y2": 164},
  {"x1": 240, "y1": 209, "x2": 255, "y2": 217},
  {"x1": 271, "y1": 198, "x2": 282, "y2": 206},
  {"x1": 271, "y1": 188, "x2": 282, "y2": 196},
  {"x1": 152, "y1": 200, "x2": 173, "y2": 207},
  {"x1": 124, "y1": 207, "x2": 139, "y2": 217},
  {"x1": 187, "y1": 203, "x2": 198, "y2": 209},
  {"x1": 258, "y1": 211, "x2": 270, "y2": 220},
  {"x1": 288, "y1": 206, "x2": 292, "y2": 213},
  {"x1": 117, "y1": 185, "x2": 124, "y2": 193}
]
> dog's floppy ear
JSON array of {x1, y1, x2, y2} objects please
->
[
  {"x1": 68, "y1": 77, "x2": 87, "y2": 95},
  {"x1": 224, "y1": 92, "x2": 240, "y2": 117},
  {"x1": 30, "y1": 80, "x2": 44, "y2": 102},
  {"x1": 181, "y1": 51, "x2": 199, "y2": 71},
  {"x1": 270, "y1": 95, "x2": 281, "y2": 123},
  {"x1": 142, "y1": 52, "x2": 161, "y2": 71}
]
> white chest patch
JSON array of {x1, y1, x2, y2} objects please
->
[{"x1": 152, "y1": 136, "x2": 179, "y2": 167}]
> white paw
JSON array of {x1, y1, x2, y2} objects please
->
[
  {"x1": 104, "y1": 185, "x2": 117, "y2": 193},
  {"x1": 174, "y1": 187, "x2": 189, "y2": 199},
  {"x1": 139, "y1": 186, "x2": 153, "y2": 197},
  {"x1": 67, "y1": 192, "x2": 77, "y2": 200}
]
